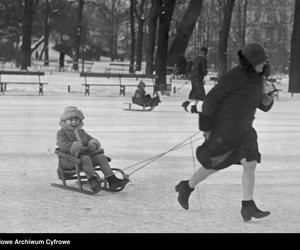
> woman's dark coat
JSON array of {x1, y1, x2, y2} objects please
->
[{"x1": 197, "y1": 65, "x2": 273, "y2": 170}]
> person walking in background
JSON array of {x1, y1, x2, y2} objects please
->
[
  {"x1": 186, "y1": 57, "x2": 193, "y2": 80},
  {"x1": 175, "y1": 43, "x2": 274, "y2": 222},
  {"x1": 59, "y1": 51, "x2": 65, "y2": 72},
  {"x1": 182, "y1": 47, "x2": 208, "y2": 113}
]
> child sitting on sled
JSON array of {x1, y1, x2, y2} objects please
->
[
  {"x1": 56, "y1": 106, "x2": 129, "y2": 192},
  {"x1": 132, "y1": 81, "x2": 161, "y2": 108}
]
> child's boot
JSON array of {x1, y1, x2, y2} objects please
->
[
  {"x1": 175, "y1": 180, "x2": 194, "y2": 210},
  {"x1": 88, "y1": 176, "x2": 101, "y2": 192},
  {"x1": 181, "y1": 101, "x2": 190, "y2": 112},
  {"x1": 106, "y1": 174, "x2": 129, "y2": 191},
  {"x1": 190, "y1": 105, "x2": 198, "y2": 113},
  {"x1": 241, "y1": 200, "x2": 271, "y2": 222}
]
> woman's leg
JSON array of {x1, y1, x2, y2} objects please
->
[
  {"x1": 176, "y1": 166, "x2": 216, "y2": 210},
  {"x1": 241, "y1": 158, "x2": 257, "y2": 200},
  {"x1": 240, "y1": 158, "x2": 270, "y2": 221},
  {"x1": 188, "y1": 166, "x2": 217, "y2": 188}
]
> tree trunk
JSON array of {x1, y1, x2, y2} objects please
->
[
  {"x1": 20, "y1": 0, "x2": 36, "y2": 70},
  {"x1": 167, "y1": 0, "x2": 204, "y2": 67},
  {"x1": 73, "y1": 0, "x2": 84, "y2": 71},
  {"x1": 217, "y1": 0, "x2": 235, "y2": 77},
  {"x1": 289, "y1": 0, "x2": 300, "y2": 94},
  {"x1": 155, "y1": 0, "x2": 176, "y2": 92},
  {"x1": 44, "y1": 0, "x2": 50, "y2": 66},
  {"x1": 135, "y1": 18, "x2": 145, "y2": 71},
  {"x1": 241, "y1": 0, "x2": 247, "y2": 48},
  {"x1": 135, "y1": 0, "x2": 146, "y2": 72},
  {"x1": 113, "y1": 14, "x2": 118, "y2": 60},
  {"x1": 145, "y1": 0, "x2": 161, "y2": 75},
  {"x1": 129, "y1": 0, "x2": 136, "y2": 73}
]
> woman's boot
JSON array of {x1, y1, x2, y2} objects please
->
[
  {"x1": 175, "y1": 180, "x2": 194, "y2": 210},
  {"x1": 241, "y1": 200, "x2": 271, "y2": 222}
]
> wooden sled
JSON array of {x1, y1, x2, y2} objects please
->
[
  {"x1": 123, "y1": 102, "x2": 155, "y2": 111},
  {"x1": 51, "y1": 148, "x2": 129, "y2": 195}
]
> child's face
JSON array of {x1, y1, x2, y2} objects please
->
[{"x1": 65, "y1": 117, "x2": 81, "y2": 127}]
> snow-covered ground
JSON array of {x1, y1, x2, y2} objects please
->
[{"x1": 0, "y1": 71, "x2": 299, "y2": 233}]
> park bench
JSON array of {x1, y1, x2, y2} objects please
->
[
  {"x1": 105, "y1": 63, "x2": 134, "y2": 74},
  {"x1": 80, "y1": 72, "x2": 155, "y2": 96},
  {"x1": 0, "y1": 70, "x2": 47, "y2": 95},
  {"x1": 82, "y1": 61, "x2": 94, "y2": 72}
]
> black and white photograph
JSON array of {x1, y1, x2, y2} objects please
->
[{"x1": 0, "y1": 0, "x2": 300, "y2": 237}]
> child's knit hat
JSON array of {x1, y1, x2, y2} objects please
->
[
  {"x1": 241, "y1": 43, "x2": 267, "y2": 67},
  {"x1": 137, "y1": 81, "x2": 146, "y2": 88},
  {"x1": 60, "y1": 106, "x2": 84, "y2": 121}
]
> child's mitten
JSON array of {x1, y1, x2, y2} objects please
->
[{"x1": 70, "y1": 141, "x2": 83, "y2": 156}]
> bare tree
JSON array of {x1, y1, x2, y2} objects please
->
[
  {"x1": 43, "y1": 0, "x2": 51, "y2": 66},
  {"x1": 129, "y1": 0, "x2": 136, "y2": 73},
  {"x1": 41, "y1": 0, "x2": 68, "y2": 66},
  {"x1": 234, "y1": 0, "x2": 247, "y2": 48},
  {"x1": 167, "y1": 0, "x2": 203, "y2": 67},
  {"x1": 217, "y1": 0, "x2": 235, "y2": 77},
  {"x1": 20, "y1": 0, "x2": 39, "y2": 70},
  {"x1": 73, "y1": 0, "x2": 84, "y2": 71},
  {"x1": 155, "y1": 0, "x2": 176, "y2": 92},
  {"x1": 289, "y1": 0, "x2": 300, "y2": 94},
  {"x1": 145, "y1": 0, "x2": 161, "y2": 74},
  {"x1": 91, "y1": 0, "x2": 128, "y2": 61},
  {"x1": 135, "y1": 0, "x2": 146, "y2": 71}
]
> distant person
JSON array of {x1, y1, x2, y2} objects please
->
[
  {"x1": 56, "y1": 106, "x2": 129, "y2": 192},
  {"x1": 176, "y1": 55, "x2": 187, "y2": 78},
  {"x1": 186, "y1": 58, "x2": 193, "y2": 79},
  {"x1": 132, "y1": 81, "x2": 161, "y2": 109},
  {"x1": 59, "y1": 51, "x2": 65, "y2": 72},
  {"x1": 175, "y1": 43, "x2": 274, "y2": 222},
  {"x1": 182, "y1": 47, "x2": 208, "y2": 113}
]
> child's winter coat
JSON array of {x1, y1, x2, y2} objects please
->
[{"x1": 56, "y1": 107, "x2": 103, "y2": 168}]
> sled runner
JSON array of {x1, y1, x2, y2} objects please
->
[
  {"x1": 51, "y1": 148, "x2": 129, "y2": 195},
  {"x1": 123, "y1": 102, "x2": 155, "y2": 111}
]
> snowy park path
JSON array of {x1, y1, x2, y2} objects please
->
[{"x1": 0, "y1": 77, "x2": 299, "y2": 233}]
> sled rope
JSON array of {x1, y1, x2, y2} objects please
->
[
  {"x1": 123, "y1": 137, "x2": 202, "y2": 171},
  {"x1": 176, "y1": 80, "x2": 190, "y2": 92},
  {"x1": 124, "y1": 133, "x2": 200, "y2": 173},
  {"x1": 125, "y1": 132, "x2": 201, "y2": 176}
]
